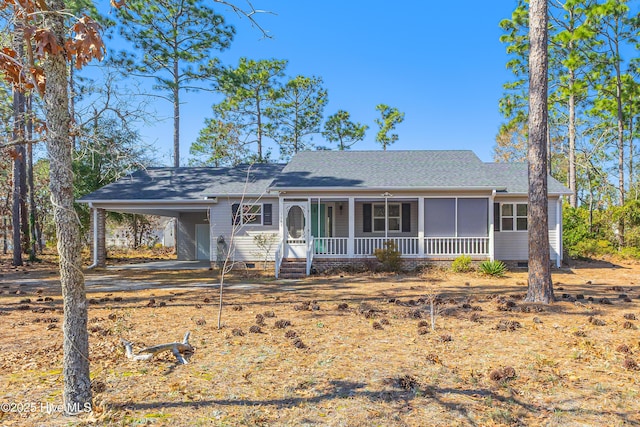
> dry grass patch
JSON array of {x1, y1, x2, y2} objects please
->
[{"x1": 0, "y1": 256, "x2": 640, "y2": 425}]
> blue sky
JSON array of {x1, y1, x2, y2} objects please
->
[{"x1": 107, "y1": 1, "x2": 519, "y2": 165}]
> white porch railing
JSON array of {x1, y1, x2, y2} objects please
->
[
  {"x1": 424, "y1": 237, "x2": 489, "y2": 256},
  {"x1": 313, "y1": 237, "x2": 348, "y2": 256},
  {"x1": 274, "y1": 238, "x2": 284, "y2": 279},
  {"x1": 354, "y1": 237, "x2": 420, "y2": 256},
  {"x1": 312, "y1": 237, "x2": 490, "y2": 257},
  {"x1": 306, "y1": 236, "x2": 314, "y2": 275}
]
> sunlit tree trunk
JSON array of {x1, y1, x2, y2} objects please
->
[
  {"x1": 26, "y1": 93, "x2": 37, "y2": 259},
  {"x1": 43, "y1": 0, "x2": 92, "y2": 413},
  {"x1": 11, "y1": 26, "x2": 25, "y2": 267},
  {"x1": 526, "y1": 0, "x2": 554, "y2": 304},
  {"x1": 173, "y1": 57, "x2": 180, "y2": 167},
  {"x1": 568, "y1": 70, "x2": 577, "y2": 208}
]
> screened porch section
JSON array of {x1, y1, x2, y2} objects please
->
[{"x1": 309, "y1": 197, "x2": 491, "y2": 259}]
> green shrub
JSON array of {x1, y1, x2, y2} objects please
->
[
  {"x1": 618, "y1": 246, "x2": 640, "y2": 260},
  {"x1": 374, "y1": 240, "x2": 402, "y2": 272},
  {"x1": 567, "y1": 238, "x2": 615, "y2": 259},
  {"x1": 451, "y1": 255, "x2": 472, "y2": 273},
  {"x1": 479, "y1": 260, "x2": 507, "y2": 277}
]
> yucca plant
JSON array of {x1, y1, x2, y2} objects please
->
[{"x1": 479, "y1": 260, "x2": 507, "y2": 277}]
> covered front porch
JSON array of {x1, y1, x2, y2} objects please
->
[{"x1": 275, "y1": 193, "x2": 494, "y2": 277}]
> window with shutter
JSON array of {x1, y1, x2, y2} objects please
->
[
  {"x1": 232, "y1": 203, "x2": 265, "y2": 226},
  {"x1": 363, "y1": 203, "x2": 372, "y2": 232}
]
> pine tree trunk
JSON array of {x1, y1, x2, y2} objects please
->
[
  {"x1": 173, "y1": 59, "x2": 180, "y2": 168},
  {"x1": 19, "y1": 141, "x2": 28, "y2": 253},
  {"x1": 43, "y1": 0, "x2": 92, "y2": 414},
  {"x1": 629, "y1": 116, "x2": 634, "y2": 199},
  {"x1": 256, "y1": 93, "x2": 263, "y2": 162},
  {"x1": 526, "y1": 0, "x2": 554, "y2": 304},
  {"x1": 568, "y1": 71, "x2": 577, "y2": 208},
  {"x1": 27, "y1": 93, "x2": 37, "y2": 259},
  {"x1": 12, "y1": 87, "x2": 24, "y2": 267},
  {"x1": 614, "y1": 42, "x2": 625, "y2": 246}
]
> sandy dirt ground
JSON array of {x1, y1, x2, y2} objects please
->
[{"x1": 0, "y1": 256, "x2": 639, "y2": 426}]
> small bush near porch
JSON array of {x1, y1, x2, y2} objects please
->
[
  {"x1": 373, "y1": 240, "x2": 402, "y2": 272},
  {"x1": 1, "y1": 258, "x2": 639, "y2": 426}
]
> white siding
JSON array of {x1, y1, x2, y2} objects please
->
[
  {"x1": 494, "y1": 197, "x2": 561, "y2": 261},
  {"x1": 209, "y1": 197, "x2": 279, "y2": 263}
]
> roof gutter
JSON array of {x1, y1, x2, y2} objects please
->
[
  {"x1": 77, "y1": 199, "x2": 221, "y2": 205},
  {"x1": 199, "y1": 193, "x2": 270, "y2": 199}
]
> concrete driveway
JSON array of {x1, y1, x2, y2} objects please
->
[{"x1": 106, "y1": 260, "x2": 212, "y2": 270}]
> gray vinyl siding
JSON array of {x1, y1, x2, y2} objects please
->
[
  {"x1": 333, "y1": 202, "x2": 349, "y2": 237},
  {"x1": 177, "y1": 212, "x2": 208, "y2": 260},
  {"x1": 494, "y1": 198, "x2": 560, "y2": 261},
  {"x1": 209, "y1": 197, "x2": 279, "y2": 262}
]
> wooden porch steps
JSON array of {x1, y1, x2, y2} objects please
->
[{"x1": 279, "y1": 259, "x2": 307, "y2": 279}]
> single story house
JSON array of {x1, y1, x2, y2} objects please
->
[{"x1": 80, "y1": 150, "x2": 571, "y2": 277}]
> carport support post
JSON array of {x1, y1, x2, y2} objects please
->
[{"x1": 89, "y1": 205, "x2": 106, "y2": 268}]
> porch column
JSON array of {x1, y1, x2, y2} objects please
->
[
  {"x1": 307, "y1": 197, "x2": 311, "y2": 240},
  {"x1": 347, "y1": 196, "x2": 355, "y2": 258},
  {"x1": 489, "y1": 190, "x2": 495, "y2": 261},
  {"x1": 89, "y1": 205, "x2": 106, "y2": 268},
  {"x1": 418, "y1": 197, "x2": 424, "y2": 257},
  {"x1": 278, "y1": 196, "x2": 284, "y2": 240},
  {"x1": 556, "y1": 196, "x2": 562, "y2": 267}
]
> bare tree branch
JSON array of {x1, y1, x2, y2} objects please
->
[{"x1": 213, "y1": 0, "x2": 274, "y2": 39}]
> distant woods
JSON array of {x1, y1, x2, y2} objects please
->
[
  {"x1": 192, "y1": 58, "x2": 401, "y2": 166},
  {"x1": 498, "y1": 0, "x2": 640, "y2": 258}
]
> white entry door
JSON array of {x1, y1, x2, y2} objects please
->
[
  {"x1": 195, "y1": 224, "x2": 210, "y2": 260},
  {"x1": 284, "y1": 202, "x2": 307, "y2": 258}
]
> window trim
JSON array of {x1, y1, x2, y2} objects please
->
[
  {"x1": 241, "y1": 203, "x2": 263, "y2": 226},
  {"x1": 500, "y1": 202, "x2": 527, "y2": 232},
  {"x1": 372, "y1": 203, "x2": 401, "y2": 232}
]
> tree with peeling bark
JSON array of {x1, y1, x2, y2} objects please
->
[
  {"x1": 526, "y1": 0, "x2": 554, "y2": 303},
  {"x1": 0, "y1": 0, "x2": 105, "y2": 413}
]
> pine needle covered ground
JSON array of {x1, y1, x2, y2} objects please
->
[{"x1": 1, "y1": 255, "x2": 639, "y2": 426}]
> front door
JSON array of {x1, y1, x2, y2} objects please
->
[
  {"x1": 195, "y1": 224, "x2": 210, "y2": 260},
  {"x1": 284, "y1": 202, "x2": 307, "y2": 258}
]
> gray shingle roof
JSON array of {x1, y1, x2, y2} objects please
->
[
  {"x1": 80, "y1": 163, "x2": 285, "y2": 201},
  {"x1": 271, "y1": 150, "x2": 491, "y2": 189},
  {"x1": 80, "y1": 151, "x2": 571, "y2": 203},
  {"x1": 483, "y1": 162, "x2": 570, "y2": 195},
  {"x1": 270, "y1": 150, "x2": 569, "y2": 194}
]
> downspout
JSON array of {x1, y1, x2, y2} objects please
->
[{"x1": 87, "y1": 203, "x2": 99, "y2": 269}]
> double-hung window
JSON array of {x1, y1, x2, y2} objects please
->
[
  {"x1": 232, "y1": 203, "x2": 272, "y2": 226},
  {"x1": 373, "y1": 203, "x2": 401, "y2": 232},
  {"x1": 242, "y1": 204, "x2": 262, "y2": 225},
  {"x1": 501, "y1": 203, "x2": 527, "y2": 231}
]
